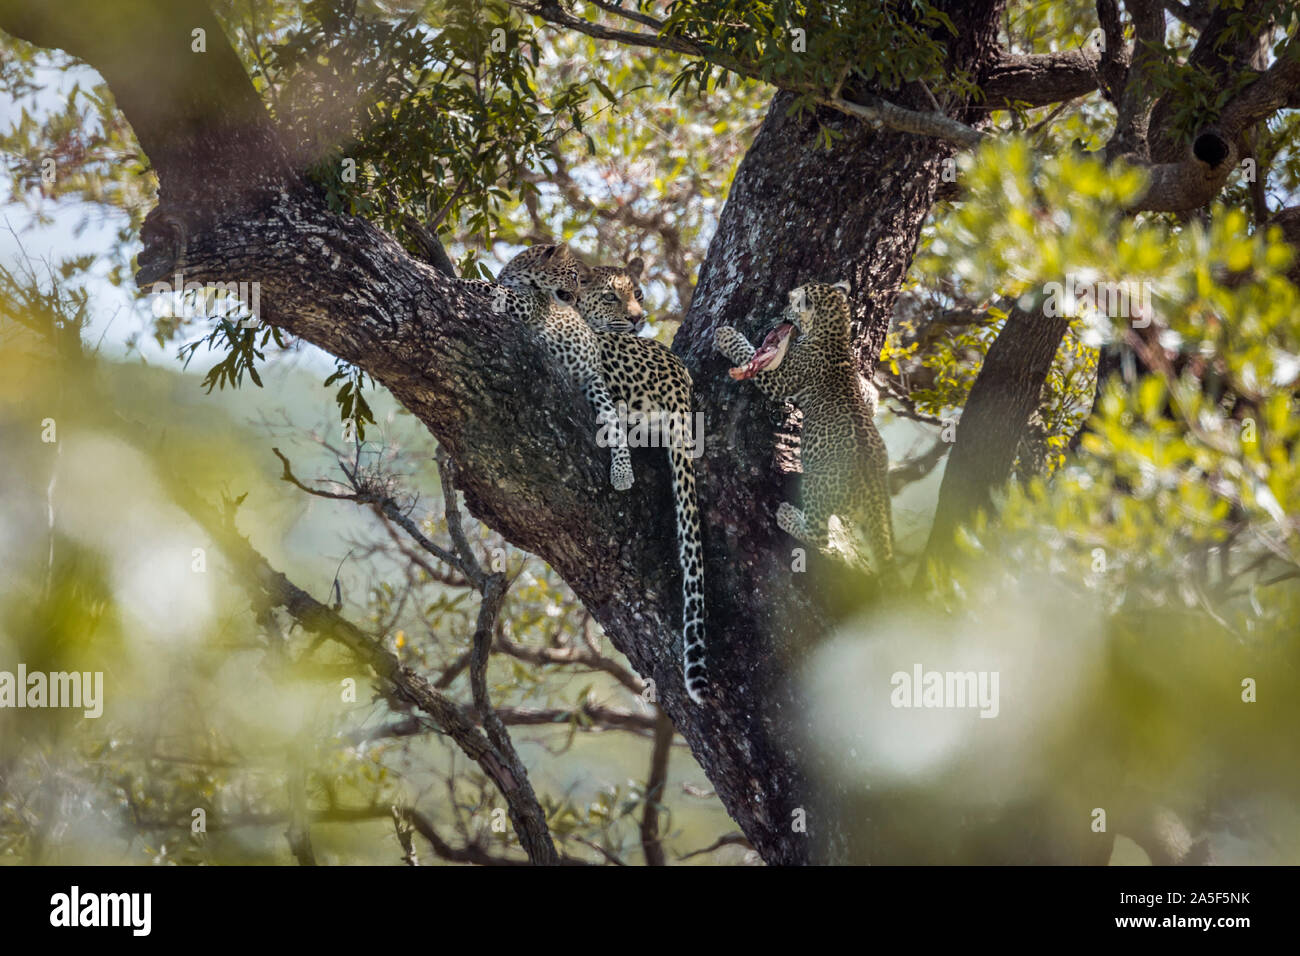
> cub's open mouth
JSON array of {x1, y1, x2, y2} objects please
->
[{"x1": 729, "y1": 322, "x2": 794, "y2": 380}]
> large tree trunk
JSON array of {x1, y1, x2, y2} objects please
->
[
  {"x1": 673, "y1": 101, "x2": 968, "y2": 862},
  {"x1": 0, "y1": 0, "x2": 1016, "y2": 863}
]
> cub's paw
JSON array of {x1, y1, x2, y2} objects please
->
[
  {"x1": 776, "y1": 501, "x2": 805, "y2": 539},
  {"x1": 713, "y1": 325, "x2": 750, "y2": 362}
]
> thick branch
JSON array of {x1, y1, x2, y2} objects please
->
[
  {"x1": 920, "y1": 303, "x2": 1069, "y2": 571},
  {"x1": 1127, "y1": 0, "x2": 1290, "y2": 211},
  {"x1": 1105, "y1": 0, "x2": 1165, "y2": 160},
  {"x1": 1149, "y1": 0, "x2": 1278, "y2": 163},
  {"x1": 0, "y1": 0, "x2": 294, "y2": 257},
  {"x1": 980, "y1": 46, "x2": 1104, "y2": 107},
  {"x1": 1124, "y1": 37, "x2": 1300, "y2": 212}
]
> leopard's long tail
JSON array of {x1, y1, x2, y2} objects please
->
[{"x1": 668, "y1": 440, "x2": 707, "y2": 704}]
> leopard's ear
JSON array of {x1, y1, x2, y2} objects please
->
[
  {"x1": 552, "y1": 242, "x2": 575, "y2": 262},
  {"x1": 832, "y1": 279, "x2": 851, "y2": 296},
  {"x1": 625, "y1": 256, "x2": 644, "y2": 281},
  {"x1": 575, "y1": 259, "x2": 593, "y2": 282}
]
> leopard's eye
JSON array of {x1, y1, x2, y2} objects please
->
[
  {"x1": 604, "y1": 292, "x2": 619, "y2": 303},
  {"x1": 633, "y1": 289, "x2": 644, "y2": 302},
  {"x1": 556, "y1": 290, "x2": 575, "y2": 303}
]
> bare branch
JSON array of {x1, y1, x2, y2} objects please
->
[
  {"x1": 494, "y1": 628, "x2": 644, "y2": 694},
  {"x1": 889, "y1": 439, "x2": 951, "y2": 494},
  {"x1": 678, "y1": 831, "x2": 752, "y2": 861},
  {"x1": 572, "y1": 835, "x2": 627, "y2": 866},
  {"x1": 495, "y1": 702, "x2": 660, "y2": 733},
  {"x1": 172, "y1": 486, "x2": 560, "y2": 864},
  {"x1": 272, "y1": 446, "x2": 472, "y2": 583},
  {"x1": 400, "y1": 807, "x2": 594, "y2": 865},
  {"x1": 284, "y1": 746, "x2": 318, "y2": 866},
  {"x1": 639, "y1": 708, "x2": 674, "y2": 866},
  {"x1": 391, "y1": 806, "x2": 420, "y2": 866}
]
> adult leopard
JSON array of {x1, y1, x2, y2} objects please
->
[
  {"x1": 470, "y1": 244, "x2": 633, "y2": 492},
  {"x1": 500, "y1": 249, "x2": 709, "y2": 704}
]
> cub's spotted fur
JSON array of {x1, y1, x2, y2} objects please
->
[
  {"x1": 716, "y1": 281, "x2": 894, "y2": 574},
  {"x1": 505, "y1": 249, "x2": 709, "y2": 704}
]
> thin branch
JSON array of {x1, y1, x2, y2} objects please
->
[
  {"x1": 587, "y1": 0, "x2": 664, "y2": 31},
  {"x1": 639, "y1": 707, "x2": 674, "y2": 866},
  {"x1": 272, "y1": 446, "x2": 469, "y2": 580},
  {"x1": 495, "y1": 629, "x2": 644, "y2": 693},
  {"x1": 172, "y1": 486, "x2": 560, "y2": 864},
  {"x1": 391, "y1": 806, "x2": 419, "y2": 866},
  {"x1": 284, "y1": 744, "x2": 318, "y2": 866},
  {"x1": 572, "y1": 835, "x2": 627, "y2": 866},
  {"x1": 495, "y1": 702, "x2": 659, "y2": 733},
  {"x1": 888, "y1": 439, "x2": 951, "y2": 494},
  {"x1": 678, "y1": 831, "x2": 752, "y2": 861},
  {"x1": 510, "y1": 0, "x2": 988, "y2": 149},
  {"x1": 435, "y1": 447, "x2": 490, "y2": 588},
  {"x1": 399, "y1": 807, "x2": 593, "y2": 865}
]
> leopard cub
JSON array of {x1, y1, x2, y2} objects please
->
[{"x1": 716, "y1": 280, "x2": 894, "y2": 574}]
